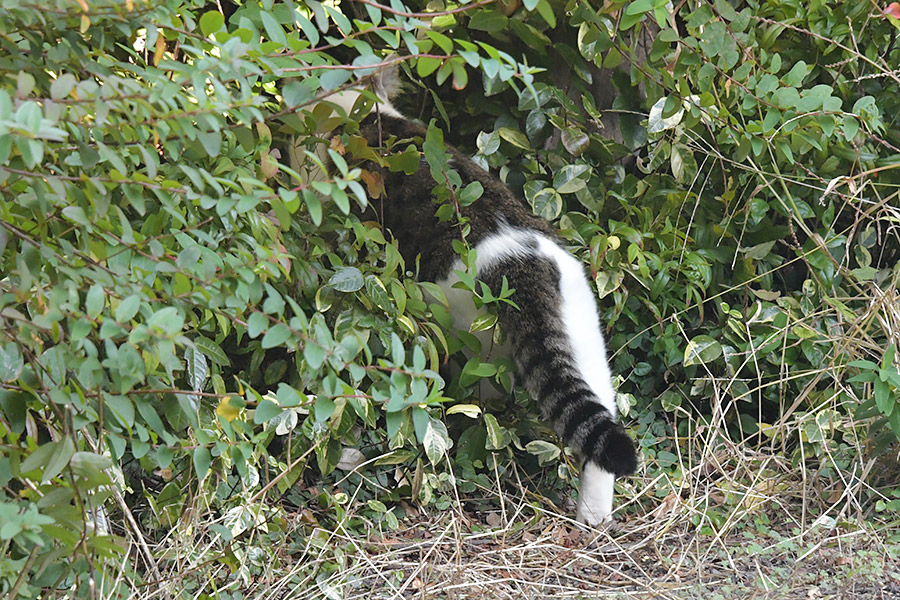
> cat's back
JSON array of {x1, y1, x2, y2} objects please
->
[{"x1": 357, "y1": 113, "x2": 555, "y2": 279}]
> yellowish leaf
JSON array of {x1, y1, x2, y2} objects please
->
[
  {"x1": 216, "y1": 396, "x2": 241, "y2": 422},
  {"x1": 153, "y1": 35, "x2": 165, "y2": 66},
  {"x1": 446, "y1": 404, "x2": 482, "y2": 418}
]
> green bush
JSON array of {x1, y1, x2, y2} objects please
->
[{"x1": 1, "y1": 0, "x2": 899, "y2": 595}]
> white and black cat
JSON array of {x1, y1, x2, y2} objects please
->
[{"x1": 314, "y1": 80, "x2": 638, "y2": 525}]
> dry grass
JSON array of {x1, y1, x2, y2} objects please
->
[
  {"x1": 127, "y1": 435, "x2": 900, "y2": 600},
  {"x1": 259, "y1": 475, "x2": 899, "y2": 599}
]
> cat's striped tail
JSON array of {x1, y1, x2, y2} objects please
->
[{"x1": 477, "y1": 228, "x2": 638, "y2": 479}]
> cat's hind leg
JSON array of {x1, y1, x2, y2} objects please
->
[{"x1": 576, "y1": 461, "x2": 615, "y2": 525}]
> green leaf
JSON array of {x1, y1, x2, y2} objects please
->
[
  {"x1": 477, "y1": 131, "x2": 500, "y2": 155},
  {"x1": 324, "y1": 5, "x2": 352, "y2": 34},
  {"x1": 199, "y1": 11, "x2": 224, "y2": 36},
  {"x1": 684, "y1": 335, "x2": 723, "y2": 367},
  {"x1": 304, "y1": 190, "x2": 322, "y2": 226},
  {"x1": 329, "y1": 267, "x2": 364, "y2": 292},
  {"x1": 525, "y1": 440, "x2": 560, "y2": 466},
  {"x1": 849, "y1": 360, "x2": 880, "y2": 371},
  {"x1": 535, "y1": 0, "x2": 556, "y2": 27},
  {"x1": 283, "y1": 78, "x2": 316, "y2": 108},
  {"x1": 247, "y1": 312, "x2": 269, "y2": 339},
  {"x1": 157, "y1": 446, "x2": 175, "y2": 469},
  {"x1": 148, "y1": 307, "x2": 184, "y2": 336},
  {"x1": 648, "y1": 96, "x2": 684, "y2": 133},
  {"x1": 22, "y1": 438, "x2": 75, "y2": 483},
  {"x1": 423, "y1": 418, "x2": 451, "y2": 465},
  {"x1": 498, "y1": 127, "x2": 531, "y2": 150},
  {"x1": 782, "y1": 61, "x2": 807, "y2": 87},
  {"x1": 843, "y1": 115, "x2": 859, "y2": 140},
  {"x1": 469, "y1": 313, "x2": 498, "y2": 333},
  {"x1": 889, "y1": 409, "x2": 900, "y2": 440},
  {"x1": 484, "y1": 413, "x2": 506, "y2": 449},
  {"x1": 296, "y1": 13, "x2": 320, "y2": 46},
  {"x1": 193, "y1": 446, "x2": 212, "y2": 480},
  {"x1": 417, "y1": 56, "x2": 443, "y2": 78},
  {"x1": 744, "y1": 240, "x2": 776, "y2": 260},
  {"x1": 553, "y1": 164, "x2": 591, "y2": 194},
  {"x1": 320, "y1": 68, "x2": 352, "y2": 91},
  {"x1": 594, "y1": 270, "x2": 623, "y2": 299},
  {"x1": 530, "y1": 188, "x2": 562, "y2": 220},
  {"x1": 660, "y1": 390, "x2": 682, "y2": 412},
  {"x1": 0, "y1": 342, "x2": 24, "y2": 382},
  {"x1": 626, "y1": 0, "x2": 654, "y2": 15},
  {"x1": 386, "y1": 145, "x2": 421, "y2": 175},
  {"x1": 670, "y1": 144, "x2": 697, "y2": 184},
  {"x1": 776, "y1": 139, "x2": 794, "y2": 164},
  {"x1": 450, "y1": 59, "x2": 468, "y2": 90},
  {"x1": 458, "y1": 181, "x2": 483, "y2": 206},
  {"x1": 197, "y1": 130, "x2": 221, "y2": 157},
  {"x1": 304, "y1": 341, "x2": 326, "y2": 369},
  {"x1": 194, "y1": 337, "x2": 229, "y2": 367},
  {"x1": 423, "y1": 121, "x2": 452, "y2": 181},
  {"x1": 561, "y1": 127, "x2": 590, "y2": 156},
  {"x1": 17, "y1": 71, "x2": 35, "y2": 97},
  {"x1": 62, "y1": 206, "x2": 90, "y2": 227},
  {"x1": 656, "y1": 450, "x2": 677, "y2": 468},
  {"x1": 85, "y1": 283, "x2": 105, "y2": 319},
  {"x1": 461, "y1": 359, "x2": 497, "y2": 385},
  {"x1": 391, "y1": 332, "x2": 405, "y2": 366},
  {"x1": 105, "y1": 394, "x2": 135, "y2": 428},
  {"x1": 70, "y1": 452, "x2": 113, "y2": 485},
  {"x1": 875, "y1": 378, "x2": 893, "y2": 417},
  {"x1": 260, "y1": 11, "x2": 287, "y2": 45},
  {"x1": 882, "y1": 345, "x2": 897, "y2": 371},
  {"x1": 315, "y1": 394, "x2": 335, "y2": 422},
  {"x1": 261, "y1": 324, "x2": 292, "y2": 349},
  {"x1": 254, "y1": 398, "x2": 283, "y2": 424},
  {"x1": 50, "y1": 73, "x2": 76, "y2": 100},
  {"x1": 115, "y1": 295, "x2": 141, "y2": 322},
  {"x1": 185, "y1": 346, "x2": 209, "y2": 391},
  {"x1": 469, "y1": 9, "x2": 509, "y2": 32},
  {"x1": 425, "y1": 30, "x2": 453, "y2": 53}
]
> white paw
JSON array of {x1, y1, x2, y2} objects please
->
[{"x1": 576, "y1": 462, "x2": 615, "y2": 526}]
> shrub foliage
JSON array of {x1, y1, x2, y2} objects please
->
[{"x1": 1, "y1": 0, "x2": 899, "y2": 595}]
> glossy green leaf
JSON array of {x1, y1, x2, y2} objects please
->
[
  {"x1": 261, "y1": 324, "x2": 292, "y2": 349},
  {"x1": 684, "y1": 336, "x2": 723, "y2": 367},
  {"x1": 0, "y1": 342, "x2": 24, "y2": 382},
  {"x1": 330, "y1": 267, "x2": 364, "y2": 292}
]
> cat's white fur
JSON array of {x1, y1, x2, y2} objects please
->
[
  {"x1": 576, "y1": 462, "x2": 615, "y2": 523},
  {"x1": 439, "y1": 226, "x2": 618, "y2": 524}
]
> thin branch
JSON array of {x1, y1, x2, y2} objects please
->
[{"x1": 351, "y1": 0, "x2": 497, "y2": 19}]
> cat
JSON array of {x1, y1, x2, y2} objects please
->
[{"x1": 310, "y1": 76, "x2": 638, "y2": 525}]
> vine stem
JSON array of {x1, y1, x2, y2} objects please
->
[{"x1": 351, "y1": 0, "x2": 497, "y2": 19}]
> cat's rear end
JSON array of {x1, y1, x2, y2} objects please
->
[
  {"x1": 320, "y1": 83, "x2": 638, "y2": 524},
  {"x1": 437, "y1": 222, "x2": 637, "y2": 523}
]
